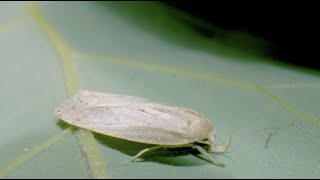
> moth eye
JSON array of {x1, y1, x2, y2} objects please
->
[{"x1": 72, "y1": 106, "x2": 76, "y2": 109}]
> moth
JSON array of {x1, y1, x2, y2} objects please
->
[{"x1": 55, "y1": 90, "x2": 231, "y2": 166}]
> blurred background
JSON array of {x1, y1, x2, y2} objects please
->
[{"x1": 162, "y1": 1, "x2": 319, "y2": 70}]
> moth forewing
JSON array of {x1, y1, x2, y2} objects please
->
[{"x1": 55, "y1": 90, "x2": 231, "y2": 166}]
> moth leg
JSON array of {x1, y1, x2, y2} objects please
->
[
  {"x1": 194, "y1": 145, "x2": 225, "y2": 167},
  {"x1": 210, "y1": 134, "x2": 231, "y2": 154},
  {"x1": 196, "y1": 140, "x2": 211, "y2": 145},
  {"x1": 131, "y1": 146, "x2": 164, "y2": 161}
]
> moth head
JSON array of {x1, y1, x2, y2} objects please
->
[
  {"x1": 208, "y1": 130, "x2": 216, "y2": 144},
  {"x1": 207, "y1": 130, "x2": 231, "y2": 153},
  {"x1": 195, "y1": 130, "x2": 216, "y2": 151}
]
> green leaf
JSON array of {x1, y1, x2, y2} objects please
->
[{"x1": 1, "y1": 1, "x2": 320, "y2": 178}]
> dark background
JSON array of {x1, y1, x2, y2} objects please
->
[{"x1": 162, "y1": 2, "x2": 319, "y2": 70}]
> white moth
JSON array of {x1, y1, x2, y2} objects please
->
[{"x1": 55, "y1": 90, "x2": 231, "y2": 166}]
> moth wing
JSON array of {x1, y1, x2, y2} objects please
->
[
  {"x1": 55, "y1": 90, "x2": 213, "y2": 145},
  {"x1": 76, "y1": 90, "x2": 153, "y2": 106}
]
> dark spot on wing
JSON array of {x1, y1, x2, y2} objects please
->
[{"x1": 138, "y1": 109, "x2": 146, "y2": 113}]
